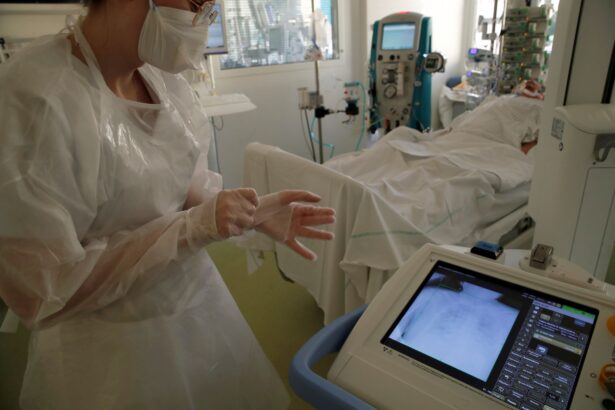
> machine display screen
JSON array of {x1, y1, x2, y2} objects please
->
[
  {"x1": 381, "y1": 23, "x2": 416, "y2": 50},
  {"x1": 381, "y1": 261, "x2": 598, "y2": 410}
]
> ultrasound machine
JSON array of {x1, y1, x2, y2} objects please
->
[{"x1": 291, "y1": 244, "x2": 615, "y2": 410}]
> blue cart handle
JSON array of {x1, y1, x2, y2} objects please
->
[{"x1": 289, "y1": 305, "x2": 375, "y2": 410}]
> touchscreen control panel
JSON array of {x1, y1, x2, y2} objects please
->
[{"x1": 382, "y1": 261, "x2": 597, "y2": 410}]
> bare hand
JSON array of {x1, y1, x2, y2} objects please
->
[{"x1": 215, "y1": 188, "x2": 259, "y2": 238}]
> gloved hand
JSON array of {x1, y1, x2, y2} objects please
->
[
  {"x1": 215, "y1": 188, "x2": 260, "y2": 238},
  {"x1": 255, "y1": 191, "x2": 335, "y2": 260}
]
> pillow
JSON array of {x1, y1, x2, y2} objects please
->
[{"x1": 450, "y1": 95, "x2": 543, "y2": 147}]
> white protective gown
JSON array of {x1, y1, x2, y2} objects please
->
[{"x1": 0, "y1": 28, "x2": 289, "y2": 410}]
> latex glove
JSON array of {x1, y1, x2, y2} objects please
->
[
  {"x1": 215, "y1": 188, "x2": 259, "y2": 238},
  {"x1": 255, "y1": 191, "x2": 335, "y2": 260}
]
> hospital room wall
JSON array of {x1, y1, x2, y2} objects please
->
[
  {"x1": 0, "y1": 4, "x2": 82, "y2": 38},
  {"x1": 366, "y1": 0, "x2": 474, "y2": 129},
  {"x1": 212, "y1": 0, "x2": 368, "y2": 188}
]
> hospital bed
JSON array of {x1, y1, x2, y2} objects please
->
[{"x1": 240, "y1": 96, "x2": 541, "y2": 324}]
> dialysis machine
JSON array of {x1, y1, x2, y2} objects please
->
[{"x1": 369, "y1": 12, "x2": 445, "y2": 134}]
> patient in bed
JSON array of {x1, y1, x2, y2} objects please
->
[
  {"x1": 324, "y1": 95, "x2": 542, "y2": 246},
  {"x1": 327, "y1": 94, "x2": 542, "y2": 174},
  {"x1": 444, "y1": 94, "x2": 542, "y2": 150}
]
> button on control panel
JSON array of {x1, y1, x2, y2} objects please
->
[{"x1": 489, "y1": 299, "x2": 595, "y2": 409}]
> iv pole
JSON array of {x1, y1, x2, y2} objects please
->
[
  {"x1": 311, "y1": 0, "x2": 325, "y2": 164},
  {"x1": 489, "y1": 0, "x2": 498, "y2": 53}
]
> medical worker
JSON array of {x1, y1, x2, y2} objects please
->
[{"x1": 0, "y1": 0, "x2": 335, "y2": 408}]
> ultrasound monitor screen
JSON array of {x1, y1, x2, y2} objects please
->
[
  {"x1": 382, "y1": 261, "x2": 598, "y2": 410},
  {"x1": 381, "y1": 23, "x2": 416, "y2": 50},
  {"x1": 388, "y1": 271, "x2": 519, "y2": 381}
]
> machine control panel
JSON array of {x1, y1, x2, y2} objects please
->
[
  {"x1": 488, "y1": 298, "x2": 594, "y2": 409},
  {"x1": 370, "y1": 12, "x2": 444, "y2": 133},
  {"x1": 374, "y1": 13, "x2": 422, "y2": 129}
]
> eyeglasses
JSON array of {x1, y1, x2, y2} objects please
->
[{"x1": 189, "y1": 0, "x2": 218, "y2": 27}]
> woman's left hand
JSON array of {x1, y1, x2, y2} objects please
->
[{"x1": 255, "y1": 191, "x2": 335, "y2": 260}]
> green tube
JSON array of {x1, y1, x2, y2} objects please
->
[{"x1": 310, "y1": 116, "x2": 336, "y2": 159}]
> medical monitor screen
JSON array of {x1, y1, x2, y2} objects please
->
[
  {"x1": 381, "y1": 23, "x2": 416, "y2": 50},
  {"x1": 205, "y1": 2, "x2": 228, "y2": 55},
  {"x1": 381, "y1": 261, "x2": 598, "y2": 410}
]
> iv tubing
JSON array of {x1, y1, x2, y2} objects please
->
[{"x1": 354, "y1": 82, "x2": 368, "y2": 151}]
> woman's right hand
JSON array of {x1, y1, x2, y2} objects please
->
[{"x1": 214, "y1": 188, "x2": 259, "y2": 238}]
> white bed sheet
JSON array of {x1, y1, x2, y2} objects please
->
[
  {"x1": 240, "y1": 133, "x2": 533, "y2": 323},
  {"x1": 325, "y1": 126, "x2": 533, "y2": 244},
  {"x1": 240, "y1": 96, "x2": 542, "y2": 323}
]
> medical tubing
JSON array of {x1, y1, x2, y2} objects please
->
[
  {"x1": 303, "y1": 109, "x2": 317, "y2": 161},
  {"x1": 300, "y1": 110, "x2": 311, "y2": 160},
  {"x1": 310, "y1": 0, "x2": 324, "y2": 164},
  {"x1": 354, "y1": 81, "x2": 368, "y2": 151},
  {"x1": 212, "y1": 119, "x2": 222, "y2": 173},
  {"x1": 309, "y1": 116, "x2": 336, "y2": 158},
  {"x1": 300, "y1": 110, "x2": 313, "y2": 160},
  {"x1": 369, "y1": 117, "x2": 384, "y2": 129}
]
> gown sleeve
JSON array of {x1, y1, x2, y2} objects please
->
[
  {"x1": 0, "y1": 84, "x2": 221, "y2": 329},
  {"x1": 183, "y1": 152, "x2": 223, "y2": 210}
]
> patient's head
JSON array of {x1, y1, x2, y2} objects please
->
[
  {"x1": 451, "y1": 95, "x2": 543, "y2": 149},
  {"x1": 521, "y1": 139, "x2": 538, "y2": 155},
  {"x1": 515, "y1": 80, "x2": 545, "y2": 100}
]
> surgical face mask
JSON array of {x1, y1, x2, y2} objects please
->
[{"x1": 138, "y1": 1, "x2": 209, "y2": 74}]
